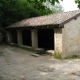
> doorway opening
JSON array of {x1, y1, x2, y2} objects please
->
[
  {"x1": 22, "y1": 30, "x2": 31, "y2": 46},
  {"x1": 38, "y1": 29, "x2": 54, "y2": 50},
  {"x1": 11, "y1": 30, "x2": 17, "y2": 44}
]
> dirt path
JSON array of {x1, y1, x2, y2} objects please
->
[{"x1": 0, "y1": 44, "x2": 80, "y2": 80}]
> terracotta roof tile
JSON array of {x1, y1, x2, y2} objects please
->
[{"x1": 7, "y1": 10, "x2": 80, "y2": 28}]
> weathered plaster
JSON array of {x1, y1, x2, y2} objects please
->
[
  {"x1": 7, "y1": 31, "x2": 12, "y2": 43},
  {"x1": 17, "y1": 30, "x2": 23, "y2": 45},
  {"x1": 54, "y1": 28, "x2": 62, "y2": 54},
  {"x1": 62, "y1": 16, "x2": 80, "y2": 58},
  {"x1": 31, "y1": 29, "x2": 38, "y2": 48}
]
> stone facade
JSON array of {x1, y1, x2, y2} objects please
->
[
  {"x1": 7, "y1": 31, "x2": 12, "y2": 43},
  {"x1": 62, "y1": 16, "x2": 80, "y2": 58},
  {"x1": 31, "y1": 29, "x2": 38, "y2": 48},
  {"x1": 6, "y1": 11, "x2": 80, "y2": 58},
  {"x1": 17, "y1": 30, "x2": 23, "y2": 45},
  {"x1": 54, "y1": 28, "x2": 62, "y2": 54}
]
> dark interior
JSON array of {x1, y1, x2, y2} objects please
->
[
  {"x1": 11, "y1": 30, "x2": 17, "y2": 44},
  {"x1": 22, "y1": 30, "x2": 31, "y2": 46},
  {"x1": 38, "y1": 29, "x2": 54, "y2": 50}
]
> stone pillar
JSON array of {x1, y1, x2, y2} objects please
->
[
  {"x1": 31, "y1": 29, "x2": 38, "y2": 48},
  {"x1": 7, "y1": 31, "x2": 12, "y2": 44},
  {"x1": 54, "y1": 28, "x2": 62, "y2": 53},
  {"x1": 17, "y1": 30, "x2": 23, "y2": 45}
]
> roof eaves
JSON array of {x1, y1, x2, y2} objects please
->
[
  {"x1": 59, "y1": 13, "x2": 80, "y2": 27},
  {"x1": 6, "y1": 24, "x2": 60, "y2": 30}
]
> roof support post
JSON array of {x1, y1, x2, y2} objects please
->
[
  {"x1": 7, "y1": 31, "x2": 12, "y2": 44},
  {"x1": 17, "y1": 30, "x2": 23, "y2": 45},
  {"x1": 54, "y1": 28, "x2": 62, "y2": 54},
  {"x1": 31, "y1": 29, "x2": 38, "y2": 48}
]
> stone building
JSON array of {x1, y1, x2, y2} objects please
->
[{"x1": 6, "y1": 10, "x2": 80, "y2": 58}]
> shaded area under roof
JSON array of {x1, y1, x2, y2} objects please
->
[{"x1": 7, "y1": 10, "x2": 80, "y2": 29}]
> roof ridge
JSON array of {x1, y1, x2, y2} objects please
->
[
  {"x1": 13, "y1": 9, "x2": 80, "y2": 21},
  {"x1": 7, "y1": 9, "x2": 80, "y2": 28}
]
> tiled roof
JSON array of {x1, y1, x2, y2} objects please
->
[{"x1": 7, "y1": 10, "x2": 80, "y2": 28}]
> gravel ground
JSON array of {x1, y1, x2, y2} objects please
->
[{"x1": 0, "y1": 44, "x2": 80, "y2": 80}]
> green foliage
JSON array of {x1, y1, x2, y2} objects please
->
[
  {"x1": 37, "y1": 0, "x2": 60, "y2": 5},
  {"x1": 0, "y1": 0, "x2": 64, "y2": 28},
  {"x1": 0, "y1": 0, "x2": 33, "y2": 27},
  {"x1": 45, "y1": 2, "x2": 64, "y2": 13},
  {"x1": 54, "y1": 51, "x2": 62, "y2": 59},
  {"x1": 38, "y1": 0, "x2": 80, "y2": 9},
  {"x1": 28, "y1": 0, "x2": 53, "y2": 15},
  {"x1": 75, "y1": 0, "x2": 80, "y2": 8},
  {"x1": 0, "y1": 0, "x2": 52, "y2": 27}
]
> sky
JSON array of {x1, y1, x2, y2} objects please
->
[{"x1": 60, "y1": 0, "x2": 79, "y2": 12}]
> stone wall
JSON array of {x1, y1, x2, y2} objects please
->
[
  {"x1": 7, "y1": 31, "x2": 12, "y2": 44},
  {"x1": 62, "y1": 16, "x2": 80, "y2": 58},
  {"x1": 54, "y1": 28, "x2": 62, "y2": 54}
]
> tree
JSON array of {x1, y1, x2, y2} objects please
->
[
  {"x1": 44, "y1": 1, "x2": 64, "y2": 13},
  {"x1": 0, "y1": 0, "x2": 43, "y2": 27},
  {"x1": 75, "y1": 0, "x2": 80, "y2": 8},
  {"x1": 39, "y1": 0, "x2": 80, "y2": 9},
  {"x1": 0, "y1": 0, "x2": 64, "y2": 42},
  {"x1": 0, "y1": 0, "x2": 52, "y2": 27},
  {"x1": 0, "y1": 0, "x2": 64, "y2": 28},
  {"x1": 52, "y1": 3, "x2": 64, "y2": 13},
  {"x1": 44, "y1": 0, "x2": 80, "y2": 9},
  {"x1": 33, "y1": 0, "x2": 60, "y2": 5},
  {"x1": 28, "y1": 0, "x2": 53, "y2": 15}
]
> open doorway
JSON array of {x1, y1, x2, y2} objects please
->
[
  {"x1": 22, "y1": 30, "x2": 31, "y2": 46},
  {"x1": 38, "y1": 29, "x2": 54, "y2": 50},
  {"x1": 11, "y1": 30, "x2": 17, "y2": 44}
]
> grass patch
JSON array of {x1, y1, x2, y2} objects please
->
[
  {"x1": 54, "y1": 51, "x2": 62, "y2": 59},
  {"x1": 65, "y1": 55, "x2": 78, "y2": 59}
]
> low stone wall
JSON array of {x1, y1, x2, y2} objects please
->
[{"x1": 9, "y1": 43, "x2": 45, "y2": 54}]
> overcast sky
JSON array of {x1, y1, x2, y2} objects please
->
[{"x1": 60, "y1": 0, "x2": 79, "y2": 11}]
